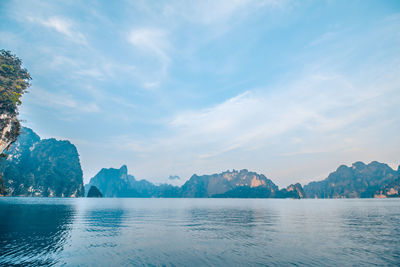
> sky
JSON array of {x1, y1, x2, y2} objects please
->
[{"x1": 0, "y1": 0, "x2": 399, "y2": 187}]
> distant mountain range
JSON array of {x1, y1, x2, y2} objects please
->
[
  {"x1": 85, "y1": 165, "x2": 178, "y2": 198},
  {"x1": 304, "y1": 161, "x2": 400, "y2": 198},
  {"x1": 1, "y1": 127, "x2": 399, "y2": 199},
  {"x1": 86, "y1": 166, "x2": 305, "y2": 199},
  {"x1": 86, "y1": 162, "x2": 399, "y2": 199},
  {"x1": 0, "y1": 127, "x2": 84, "y2": 197}
]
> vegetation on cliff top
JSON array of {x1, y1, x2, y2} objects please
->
[
  {"x1": 0, "y1": 49, "x2": 31, "y2": 113},
  {"x1": 0, "y1": 50, "x2": 31, "y2": 194}
]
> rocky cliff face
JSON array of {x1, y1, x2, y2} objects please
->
[
  {"x1": 275, "y1": 183, "x2": 305, "y2": 199},
  {"x1": 0, "y1": 49, "x2": 32, "y2": 195},
  {"x1": 0, "y1": 111, "x2": 19, "y2": 154},
  {"x1": 0, "y1": 49, "x2": 30, "y2": 155},
  {"x1": 0, "y1": 127, "x2": 84, "y2": 197},
  {"x1": 304, "y1": 161, "x2": 399, "y2": 198},
  {"x1": 180, "y1": 169, "x2": 281, "y2": 198},
  {"x1": 87, "y1": 165, "x2": 179, "y2": 197},
  {"x1": 373, "y1": 166, "x2": 400, "y2": 198},
  {"x1": 0, "y1": 111, "x2": 20, "y2": 195},
  {"x1": 87, "y1": 185, "x2": 103, "y2": 198},
  {"x1": 87, "y1": 165, "x2": 133, "y2": 197}
]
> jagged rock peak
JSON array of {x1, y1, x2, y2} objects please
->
[
  {"x1": 285, "y1": 183, "x2": 305, "y2": 199},
  {"x1": 352, "y1": 161, "x2": 366, "y2": 169},
  {"x1": 119, "y1": 165, "x2": 128, "y2": 174}
]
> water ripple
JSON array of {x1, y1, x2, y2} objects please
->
[{"x1": 0, "y1": 198, "x2": 400, "y2": 266}]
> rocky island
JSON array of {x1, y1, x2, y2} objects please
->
[
  {"x1": 87, "y1": 185, "x2": 103, "y2": 198},
  {"x1": 0, "y1": 127, "x2": 84, "y2": 197}
]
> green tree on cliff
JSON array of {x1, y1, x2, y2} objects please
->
[
  {"x1": 0, "y1": 50, "x2": 31, "y2": 186},
  {"x1": 0, "y1": 49, "x2": 31, "y2": 113}
]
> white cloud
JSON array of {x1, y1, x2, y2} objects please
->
[
  {"x1": 127, "y1": 28, "x2": 170, "y2": 88},
  {"x1": 128, "y1": 28, "x2": 169, "y2": 64},
  {"x1": 163, "y1": 0, "x2": 284, "y2": 25},
  {"x1": 143, "y1": 81, "x2": 160, "y2": 89},
  {"x1": 4, "y1": 0, "x2": 398, "y2": 186},
  {"x1": 27, "y1": 16, "x2": 87, "y2": 44},
  {"x1": 168, "y1": 74, "x2": 365, "y2": 157},
  {"x1": 27, "y1": 87, "x2": 100, "y2": 114},
  {"x1": 112, "y1": 64, "x2": 400, "y2": 185}
]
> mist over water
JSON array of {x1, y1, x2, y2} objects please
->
[{"x1": 0, "y1": 198, "x2": 399, "y2": 266}]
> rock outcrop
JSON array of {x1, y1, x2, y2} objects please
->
[
  {"x1": 0, "y1": 49, "x2": 32, "y2": 195},
  {"x1": 87, "y1": 185, "x2": 103, "y2": 198},
  {"x1": 0, "y1": 111, "x2": 20, "y2": 195},
  {"x1": 303, "y1": 161, "x2": 399, "y2": 198},
  {"x1": 86, "y1": 165, "x2": 179, "y2": 198},
  {"x1": 373, "y1": 166, "x2": 400, "y2": 198},
  {"x1": 0, "y1": 112, "x2": 19, "y2": 154},
  {"x1": 180, "y1": 169, "x2": 280, "y2": 198},
  {"x1": 275, "y1": 183, "x2": 305, "y2": 199},
  {"x1": 0, "y1": 127, "x2": 84, "y2": 197}
]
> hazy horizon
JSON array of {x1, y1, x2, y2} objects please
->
[{"x1": 1, "y1": 0, "x2": 399, "y2": 186}]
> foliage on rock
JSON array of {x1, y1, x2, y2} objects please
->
[{"x1": 0, "y1": 49, "x2": 31, "y2": 113}]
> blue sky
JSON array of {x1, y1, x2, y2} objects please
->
[{"x1": 1, "y1": 0, "x2": 399, "y2": 186}]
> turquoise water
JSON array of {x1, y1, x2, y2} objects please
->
[{"x1": 0, "y1": 198, "x2": 399, "y2": 266}]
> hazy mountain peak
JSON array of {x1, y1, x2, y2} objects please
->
[
  {"x1": 119, "y1": 165, "x2": 128, "y2": 173},
  {"x1": 352, "y1": 161, "x2": 366, "y2": 169}
]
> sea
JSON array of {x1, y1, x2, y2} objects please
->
[{"x1": 0, "y1": 198, "x2": 399, "y2": 266}]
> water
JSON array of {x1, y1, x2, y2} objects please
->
[{"x1": 0, "y1": 198, "x2": 399, "y2": 266}]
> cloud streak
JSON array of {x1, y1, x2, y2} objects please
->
[
  {"x1": 128, "y1": 28, "x2": 169, "y2": 62},
  {"x1": 27, "y1": 16, "x2": 87, "y2": 45},
  {"x1": 1, "y1": 0, "x2": 399, "y2": 185},
  {"x1": 127, "y1": 28, "x2": 170, "y2": 88},
  {"x1": 115, "y1": 62, "x2": 400, "y2": 185}
]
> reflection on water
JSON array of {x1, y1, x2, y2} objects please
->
[
  {"x1": 0, "y1": 198, "x2": 400, "y2": 266},
  {"x1": 0, "y1": 198, "x2": 75, "y2": 266},
  {"x1": 338, "y1": 201, "x2": 400, "y2": 266}
]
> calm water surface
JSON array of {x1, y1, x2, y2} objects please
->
[{"x1": 0, "y1": 198, "x2": 399, "y2": 266}]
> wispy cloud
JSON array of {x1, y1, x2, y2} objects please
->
[
  {"x1": 27, "y1": 87, "x2": 100, "y2": 114},
  {"x1": 128, "y1": 28, "x2": 169, "y2": 61},
  {"x1": 127, "y1": 28, "x2": 170, "y2": 88},
  {"x1": 2, "y1": 0, "x2": 399, "y2": 186},
  {"x1": 113, "y1": 62, "x2": 400, "y2": 185},
  {"x1": 27, "y1": 16, "x2": 87, "y2": 45},
  {"x1": 163, "y1": 0, "x2": 284, "y2": 25}
]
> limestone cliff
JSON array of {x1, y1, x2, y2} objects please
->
[
  {"x1": 0, "y1": 111, "x2": 19, "y2": 196},
  {"x1": 1, "y1": 127, "x2": 85, "y2": 197},
  {"x1": 181, "y1": 169, "x2": 280, "y2": 198},
  {"x1": 86, "y1": 165, "x2": 179, "y2": 197},
  {"x1": 0, "y1": 111, "x2": 19, "y2": 154},
  {"x1": 87, "y1": 185, "x2": 103, "y2": 198},
  {"x1": 304, "y1": 161, "x2": 399, "y2": 198},
  {"x1": 0, "y1": 49, "x2": 32, "y2": 194}
]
